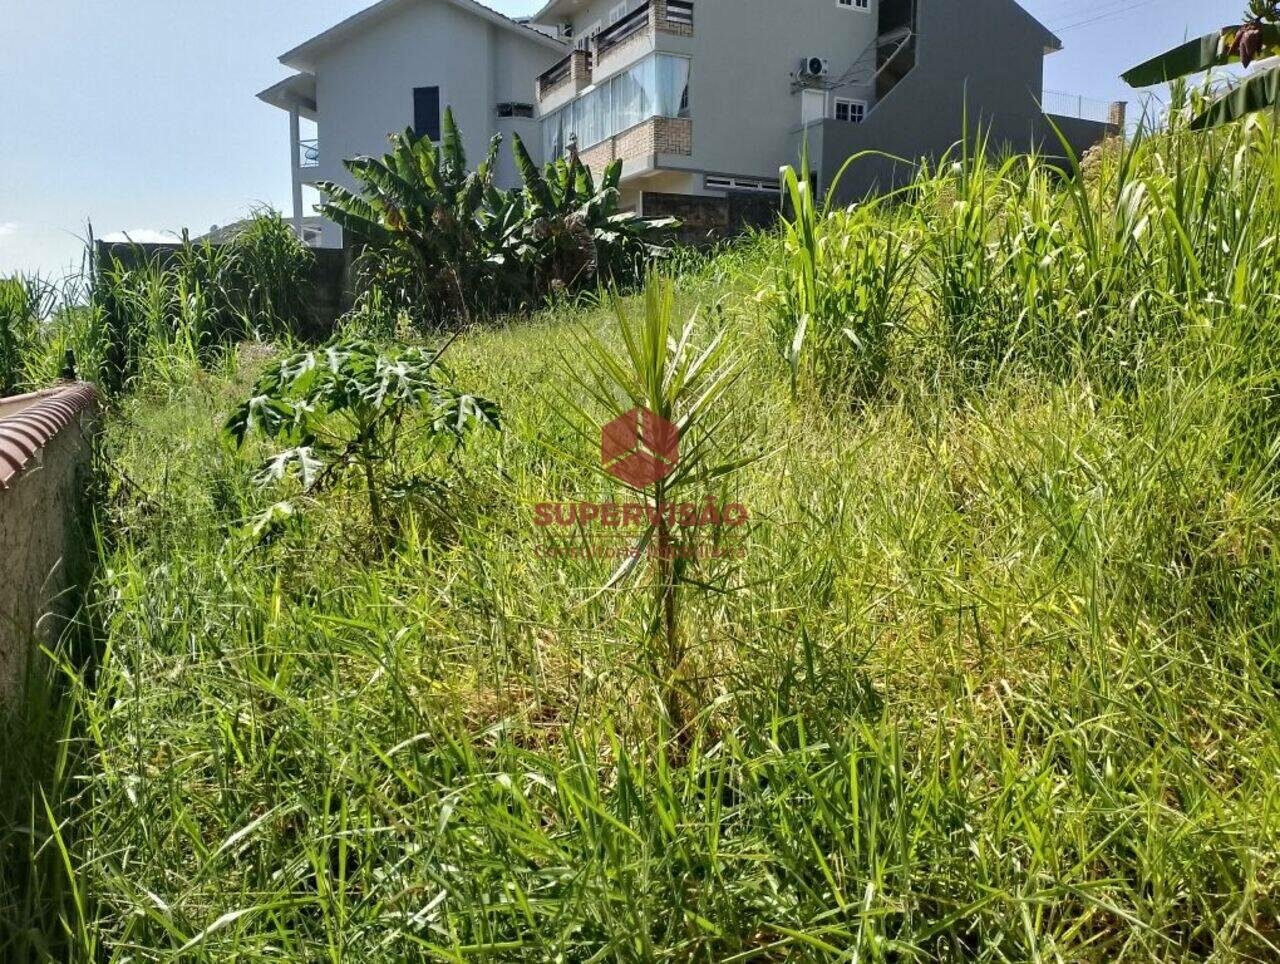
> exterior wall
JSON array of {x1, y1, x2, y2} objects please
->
[
  {"x1": 1041, "y1": 113, "x2": 1117, "y2": 162},
  {"x1": 672, "y1": 0, "x2": 876, "y2": 185},
  {"x1": 0, "y1": 389, "x2": 96, "y2": 711},
  {"x1": 304, "y1": 1, "x2": 562, "y2": 243},
  {"x1": 641, "y1": 189, "x2": 780, "y2": 244},
  {"x1": 491, "y1": 26, "x2": 553, "y2": 187},
  {"x1": 798, "y1": 0, "x2": 1113, "y2": 202},
  {"x1": 551, "y1": 0, "x2": 882, "y2": 186}
]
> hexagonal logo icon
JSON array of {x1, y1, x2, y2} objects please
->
[{"x1": 601, "y1": 407, "x2": 680, "y2": 488}]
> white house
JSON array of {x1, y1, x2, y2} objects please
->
[{"x1": 258, "y1": 0, "x2": 565, "y2": 248}]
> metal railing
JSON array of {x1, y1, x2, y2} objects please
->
[
  {"x1": 597, "y1": 2, "x2": 653, "y2": 58},
  {"x1": 538, "y1": 53, "x2": 576, "y2": 95},
  {"x1": 1042, "y1": 90, "x2": 1115, "y2": 125},
  {"x1": 298, "y1": 139, "x2": 319, "y2": 169}
]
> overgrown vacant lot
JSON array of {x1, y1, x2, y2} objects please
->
[{"x1": 5, "y1": 118, "x2": 1280, "y2": 960}]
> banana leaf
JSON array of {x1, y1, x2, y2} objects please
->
[
  {"x1": 1190, "y1": 66, "x2": 1280, "y2": 129},
  {"x1": 1123, "y1": 25, "x2": 1280, "y2": 87}
]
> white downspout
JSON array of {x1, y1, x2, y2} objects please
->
[{"x1": 289, "y1": 102, "x2": 304, "y2": 240}]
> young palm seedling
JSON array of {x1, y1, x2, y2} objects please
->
[
  {"x1": 561, "y1": 275, "x2": 746, "y2": 740},
  {"x1": 225, "y1": 337, "x2": 500, "y2": 548}
]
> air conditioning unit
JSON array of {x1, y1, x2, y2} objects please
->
[{"x1": 798, "y1": 56, "x2": 830, "y2": 80}]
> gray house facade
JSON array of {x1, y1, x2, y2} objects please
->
[
  {"x1": 529, "y1": 0, "x2": 1122, "y2": 213},
  {"x1": 794, "y1": 0, "x2": 1125, "y2": 202}
]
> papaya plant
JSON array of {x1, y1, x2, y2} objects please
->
[
  {"x1": 225, "y1": 337, "x2": 500, "y2": 543},
  {"x1": 1125, "y1": 2, "x2": 1280, "y2": 129}
]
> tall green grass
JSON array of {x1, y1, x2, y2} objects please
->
[
  {"x1": 93, "y1": 212, "x2": 316, "y2": 395},
  {"x1": 5, "y1": 114, "x2": 1280, "y2": 960},
  {"x1": 768, "y1": 100, "x2": 1280, "y2": 401}
]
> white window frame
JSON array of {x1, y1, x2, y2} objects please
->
[
  {"x1": 836, "y1": 0, "x2": 870, "y2": 11},
  {"x1": 609, "y1": 3, "x2": 628, "y2": 24},
  {"x1": 833, "y1": 97, "x2": 867, "y2": 123}
]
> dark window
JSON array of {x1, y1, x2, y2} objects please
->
[
  {"x1": 496, "y1": 102, "x2": 536, "y2": 119},
  {"x1": 414, "y1": 86, "x2": 441, "y2": 141},
  {"x1": 835, "y1": 99, "x2": 865, "y2": 123}
]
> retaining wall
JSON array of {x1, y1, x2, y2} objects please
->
[{"x1": 0, "y1": 384, "x2": 97, "y2": 709}]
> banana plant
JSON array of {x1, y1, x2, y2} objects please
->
[
  {"x1": 1125, "y1": 2, "x2": 1280, "y2": 129},
  {"x1": 317, "y1": 108, "x2": 507, "y2": 324},
  {"x1": 506, "y1": 133, "x2": 676, "y2": 297}
]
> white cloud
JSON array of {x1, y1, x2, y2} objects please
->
[
  {"x1": 101, "y1": 228, "x2": 181, "y2": 244},
  {"x1": 0, "y1": 222, "x2": 17, "y2": 241}
]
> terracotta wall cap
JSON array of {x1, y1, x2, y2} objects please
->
[{"x1": 0, "y1": 383, "x2": 98, "y2": 488}]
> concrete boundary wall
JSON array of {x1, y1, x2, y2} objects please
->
[
  {"x1": 95, "y1": 242, "x2": 356, "y2": 338},
  {"x1": 0, "y1": 383, "x2": 97, "y2": 710}
]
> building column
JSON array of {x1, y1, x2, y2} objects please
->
[{"x1": 289, "y1": 102, "x2": 305, "y2": 240}]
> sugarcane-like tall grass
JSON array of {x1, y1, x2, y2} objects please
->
[{"x1": 767, "y1": 148, "x2": 916, "y2": 400}]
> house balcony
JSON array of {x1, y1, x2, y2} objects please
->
[
  {"x1": 537, "y1": 48, "x2": 594, "y2": 113},
  {"x1": 578, "y1": 116, "x2": 692, "y2": 180},
  {"x1": 593, "y1": 1, "x2": 694, "y2": 79}
]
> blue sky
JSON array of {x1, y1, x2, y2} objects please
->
[{"x1": 0, "y1": 0, "x2": 1238, "y2": 276}]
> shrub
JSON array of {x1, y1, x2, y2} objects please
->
[
  {"x1": 225, "y1": 336, "x2": 500, "y2": 545},
  {"x1": 320, "y1": 112, "x2": 676, "y2": 328}
]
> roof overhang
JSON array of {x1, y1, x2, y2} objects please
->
[
  {"x1": 530, "y1": 0, "x2": 595, "y2": 25},
  {"x1": 281, "y1": 0, "x2": 564, "y2": 71},
  {"x1": 257, "y1": 73, "x2": 318, "y2": 118}
]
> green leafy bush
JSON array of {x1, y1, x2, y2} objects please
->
[
  {"x1": 319, "y1": 110, "x2": 676, "y2": 327},
  {"x1": 225, "y1": 337, "x2": 500, "y2": 540}
]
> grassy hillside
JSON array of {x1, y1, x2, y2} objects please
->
[{"x1": 3, "y1": 117, "x2": 1280, "y2": 960}]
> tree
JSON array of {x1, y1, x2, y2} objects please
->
[{"x1": 1124, "y1": 2, "x2": 1280, "y2": 129}]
